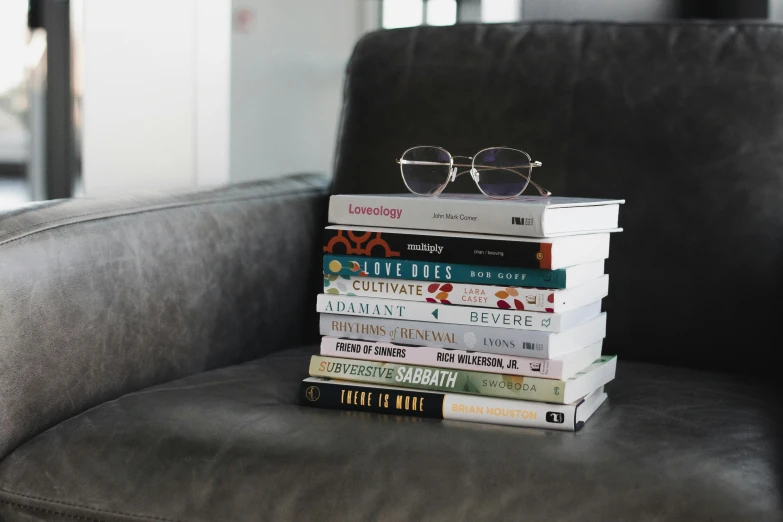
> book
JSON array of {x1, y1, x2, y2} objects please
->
[
  {"x1": 309, "y1": 354, "x2": 616, "y2": 404},
  {"x1": 320, "y1": 313, "x2": 607, "y2": 359},
  {"x1": 299, "y1": 377, "x2": 608, "y2": 432},
  {"x1": 325, "y1": 274, "x2": 609, "y2": 313},
  {"x1": 316, "y1": 294, "x2": 602, "y2": 333},
  {"x1": 323, "y1": 225, "x2": 612, "y2": 270},
  {"x1": 328, "y1": 194, "x2": 624, "y2": 238},
  {"x1": 320, "y1": 336, "x2": 604, "y2": 380},
  {"x1": 324, "y1": 255, "x2": 605, "y2": 289}
]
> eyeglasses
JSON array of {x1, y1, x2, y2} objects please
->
[{"x1": 396, "y1": 146, "x2": 551, "y2": 199}]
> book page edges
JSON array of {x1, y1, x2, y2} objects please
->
[{"x1": 574, "y1": 387, "x2": 608, "y2": 431}]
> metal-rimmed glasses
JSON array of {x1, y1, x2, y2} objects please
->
[{"x1": 396, "y1": 146, "x2": 551, "y2": 199}]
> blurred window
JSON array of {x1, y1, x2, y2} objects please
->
[
  {"x1": 382, "y1": 0, "x2": 424, "y2": 28},
  {"x1": 382, "y1": 0, "x2": 457, "y2": 28},
  {"x1": 427, "y1": 0, "x2": 457, "y2": 26},
  {"x1": 0, "y1": 0, "x2": 31, "y2": 169},
  {"x1": 482, "y1": 0, "x2": 522, "y2": 22}
]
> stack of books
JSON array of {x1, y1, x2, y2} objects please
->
[{"x1": 299, "y1": 194, "x2": 624, "y2": 432}]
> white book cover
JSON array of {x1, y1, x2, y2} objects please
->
[
  {"x1": 329, "y1": 194, "x2": 625, "y2": 238},
  {"x1": 445, "y1": 385, "x2": 607, "y2": 431},
  {"x1": 320, "y1": 337, "x2": 604, "y2": 380},
  {"x1": 316, "y1": 294, "x2": 602, "y2": 333},
  {"x1": 319, "y1": 313, "x2": 608, "y2": 359},
  {"x1": 326, "y1": 274, "x2": 609, "y2": 313}
]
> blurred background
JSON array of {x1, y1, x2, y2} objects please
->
[{"x1": 1, "y1": 0, "x2": 781, "y2": 210}]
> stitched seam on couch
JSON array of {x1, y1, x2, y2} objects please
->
[
  {"x1": 347, "y1": 22, "x2": 783, "y2": 78},
  {"x1": 0, "y1": 181, "x2": 328, "y2": 246},
  {"x1": 0, "y1": 489, "x2": 183, "y2": 522},
  {"x1": 0, "y1": 175, "x2": 326, "y2": 236},
  {"x1": 0, "y1": 499, "x2": 101, "y2": 521},
  {"x1": 352, "y1": 21, "x2": 783, "y2": 36}
]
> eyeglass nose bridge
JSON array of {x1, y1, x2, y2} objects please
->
[{"x1": 448, "y1": 166, "x2": 480, "y2": 183}]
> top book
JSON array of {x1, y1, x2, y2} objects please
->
[{"x1": 329, "y1": 194, "x2": 624, "y2": 238}]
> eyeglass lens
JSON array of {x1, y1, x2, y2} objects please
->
[
  {"x1": 472, "y1": 148, "x2": 531, "y2": 198},
  {"x1": 400, "y1": 146, "x2": 452, "y2": 195}
]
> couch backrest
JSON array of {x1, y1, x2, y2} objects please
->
[{"x1": 331, "y1": 22, "x2": 783, "y2": 374}]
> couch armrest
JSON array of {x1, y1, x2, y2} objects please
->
[{"x1": 0, "y1": 173, "x2": 329, "y2": 459}]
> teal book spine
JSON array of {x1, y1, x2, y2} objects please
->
[{"x1": 323, "y1": 255, "x2": 567, "y2": 289}]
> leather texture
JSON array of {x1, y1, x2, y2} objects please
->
[
  {"x1": 0, "y1": 174, "x2": 329, "y2": 460},
  {"x1": 332, "y1": 22, "x2": 783, "y2": 375},
  {"x1": 0, "y1": 347, "x2": 780, "y2": 522}
]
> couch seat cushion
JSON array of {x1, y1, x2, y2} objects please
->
[{"x1": 0, "y1": 347, "x2": 779, "y2": 522}]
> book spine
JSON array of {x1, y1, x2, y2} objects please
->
[
  {"x1": 316, "y1": 294, "x2": 566, "y2": 332},
  {"x1": 328, "y1": 195, "x2": 547, "y2": 237},
  {"x1": 309, "y1": 355, "x2": 568, "y2": 403},
  {"x1": 320, "y1": 337, "x2": 565, "y2": 378},
  {"x1": 298, "y1": 379, "x2": 579, "y2": 431},
  {"x1": 319, "y1": 314, "x2": 555, "y2": 358},
  {"x1": 323, "y1": 227, "x2": 549, "y2": 269},
  {"x1": 324, "y1": 275, "x2": 562, "y2": 312},
  {"x1": 324, "y1": 255, "x2": 566, "y2": 288},
  {"x1": 299, "y1": 379, "x2": 443, "y2": 420}
]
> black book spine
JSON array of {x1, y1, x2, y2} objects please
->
[
  {"x1": 323, "y1": 228, "x2": 547, "y2": 269},
  {"x1": 299, "y1": 380, "x2": 446, "y2": 420}
]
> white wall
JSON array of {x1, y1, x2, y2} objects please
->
[
  {"x1": 230, "y1": 0, "x2": 377, "y2": 182},
  {"x1": 81, "y1": 0, "x2": 375, "y2": 194},
  {"x1": 196, "y1": 0, "x2": 232, "y2": 186},
  {"x1": 81, "y1": 0, "x2": 231, "y2": 195}
]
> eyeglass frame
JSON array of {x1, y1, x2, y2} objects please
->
[{"x1": 395, "y1": 145, "x2": 551, "y2": 199}]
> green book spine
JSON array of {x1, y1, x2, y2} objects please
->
[
  {"x1": 309, "y1": 355, "x2": 569, "y2": 403},
  {"x1": 323, "y1": 255, "x2": 568, "y2": 288}
]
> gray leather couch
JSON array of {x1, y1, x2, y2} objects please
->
[{"x1": 1, "y1": 22, "x2": 781, "y2": 521}]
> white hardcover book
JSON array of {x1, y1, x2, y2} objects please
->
[
  {"x1": 320, "y1": 337, "x2": 603, "y2": 380},
  {"x1": 328, "y1": 194, "x2": 624, "y2": 238},
  {"x1": 316, "y1": 294, "x2": 602, "y2": 333},
  {"x1": 319, "y1": 313, "x2": 608, "y2": 359},
  {"x1": 445, "y1": 385, "x2": 608, "y2": 431},
  {"x1": 556, "y1": 356, "x2": 616, "y2": 403},
  {"x1": 548, "y1": 260, "x2": 604, "y2": 289},
  {"x1": 328, "y1": 274, "x2": 610, "y2": 313}
]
